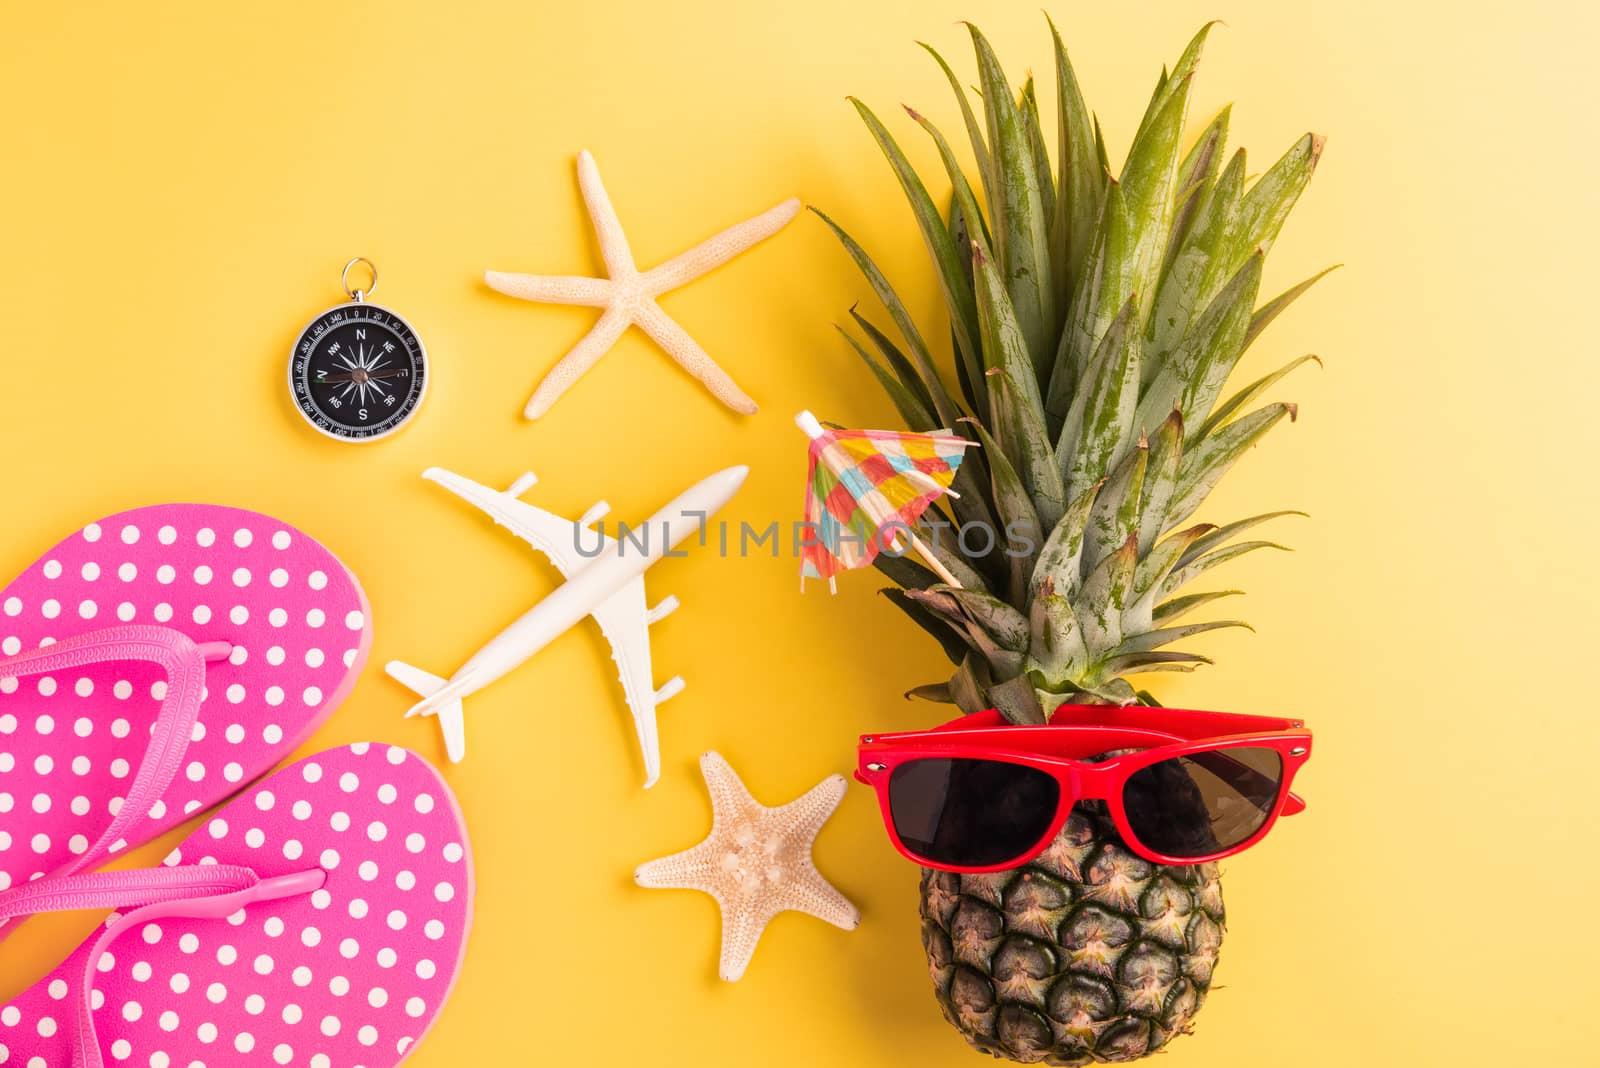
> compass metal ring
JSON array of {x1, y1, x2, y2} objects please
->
[{"x1": 341, "y1": 257, "x2": 378, "y2": 302}]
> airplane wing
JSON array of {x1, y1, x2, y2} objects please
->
[
  {"x1": 589, "y1": 575, "x2": 684, "y2": 788},
  {"x1": 422, "y1": 467, "x2": 611, "y2": 580}
]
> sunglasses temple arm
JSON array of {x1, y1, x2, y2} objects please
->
[{"x1": 1283, "y1": 791, "x2": 1306, "y2": 816}]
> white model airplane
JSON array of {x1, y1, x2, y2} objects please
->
[{"x1": 387, "y1": 464, "x2": 748, "y2": 787}]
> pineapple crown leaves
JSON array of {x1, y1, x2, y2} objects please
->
[{"x1": 824, "y1": 19, "x2": 1328, "y2": 720}]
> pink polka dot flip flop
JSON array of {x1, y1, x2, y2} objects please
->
[
  {"x1": 0, "y1": 504, "x2": 372, "y2": 923},
  {"x1": 0, "y1": 743, "x2": 473, "y2": 1068}
]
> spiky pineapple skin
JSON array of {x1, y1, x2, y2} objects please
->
[{"x1": 919, "y1": 807, "x2": 1223, "y2": 1065}]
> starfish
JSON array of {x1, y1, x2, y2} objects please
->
[
  {"x1": 634, "y1": 751, "x2": 860, "y2": 981},
  {"x1": 486, "y1": 150, "x2": 800, "y2": 419}
]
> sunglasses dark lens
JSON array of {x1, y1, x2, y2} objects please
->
[
  {"x1": 888, "y1": 758, "x2": 1060, "y2": 868},
  {"x1": 1121, "y1": 746, "x2": 1283, "y2": 859}
]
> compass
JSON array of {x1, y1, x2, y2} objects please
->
[{"x1": 288, "y1": 258, "x2": 428, "y2": 442}]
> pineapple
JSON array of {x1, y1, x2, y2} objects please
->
[{"x1": 819, "y1": 18, "x2": 1326, "y2": 1064}]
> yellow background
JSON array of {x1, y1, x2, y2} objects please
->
[{"x1": 2, "y1": 1, "x2": 1597, "y2": 1065}]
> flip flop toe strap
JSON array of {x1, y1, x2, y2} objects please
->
[
  {"x1": 0, "y1": 625, "x2": 232, "y2": 884},
  {"x1": 0, "y1": 864, "x2": 325, "y2": 1068},
  {"x1": 0, "y1": 865, "x2": 265, "y2": 920}
]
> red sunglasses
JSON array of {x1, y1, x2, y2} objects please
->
[{"x1": 856, "y1": 704, "x2": 1312, "y2": 872}]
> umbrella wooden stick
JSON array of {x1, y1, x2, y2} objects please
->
[
  {"x1": 879, "y1": 524, "x2": 961, "y2": 588},
  {"x1": 907, "y1": 533, "x2": 962, "y2": 587}
]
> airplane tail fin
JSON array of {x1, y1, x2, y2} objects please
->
[{"x1": 386, "y1": 661, "x2": 468, "y2": 764}]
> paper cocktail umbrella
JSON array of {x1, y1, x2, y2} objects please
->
[{"x1": 795, "y1": 410, "x2": 976, "y2": 591}]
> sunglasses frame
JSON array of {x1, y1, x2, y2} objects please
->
[{"x1": 856, "y1": 704, "x2": 1312, "y2": 872}]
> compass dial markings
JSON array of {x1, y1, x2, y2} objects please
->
[{"x1": 289, "y1": 300, "x2": 427, "y2": 442}]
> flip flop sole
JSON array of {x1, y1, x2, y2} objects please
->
[
  {"x1": 0, "y1": 744, "x2": 473, "y2": 1067},
  {"x1": 0, "y1": 504, "x2": 372, "y2": 894}
]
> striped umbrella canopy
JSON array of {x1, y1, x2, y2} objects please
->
[{"x1": 796, "y1": 410, "x2": 975, "y2": 592}]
